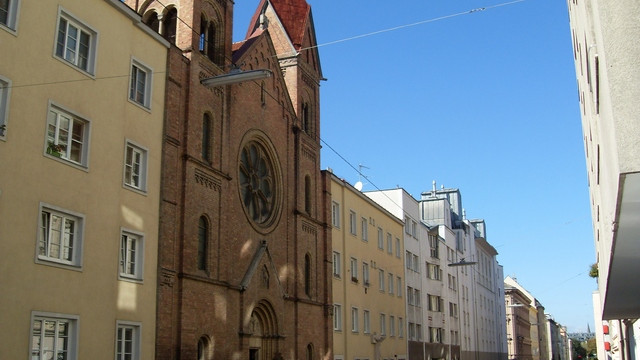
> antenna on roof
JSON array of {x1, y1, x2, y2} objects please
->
[{"x1": 354, "y1": 164, "x2": 370, "y2": 191}]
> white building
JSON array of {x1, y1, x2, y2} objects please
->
[
  {"x1": 419, "y1": 184, "x2": 507, "y2": 360},
  {"x1": 567, "y1": 0, "x2": 640, "y2": 359},
  {"x1": 366, "y1": 188, "x2": 463, "y2": 360}
]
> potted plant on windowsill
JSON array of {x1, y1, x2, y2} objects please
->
[{"x1": 47, "y1": 142, "x2": 64, "y2": 158}]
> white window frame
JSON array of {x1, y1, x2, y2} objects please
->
[
  {"x1": 30, "y1": 311, "x2": 79, "y2": 360},
  {"x1": 389, "y1": 315, "x2": 396, "y2": 336},
  {"x1": 377, "y1": 227, "x2": 383, "y2": 249},
  {"x1": 379, "y1": 313, "x2": 386, "y2": 336},
  {"x1": 388, "y1": 273, "x2": 394, "y2": 295},
  {"x1": 398, "y1": 317, "x2": 404, "y2": 338},
  {"x1": 129, "y1": 57, "x2": 153, "y2": 109},
  {"x1": 37, "y1": 203, "x2": 84, "y2": 268},
  {"x1": 349, "y1": 210, "x2": 357, "y2": 235},
  {"x1": 378, "y1": 269, "x2": 385, "y2": 292},
  {"x1": 397, "y1": 276, "x2": 402, "y2": 297},
  {"x1": 386, "y1": 232, "x2": 392, "y2": 254},
  {"x1": 333, "y1": 304, "x2": 342, "y2": 331},
  {"x1": 362, "y1": 262, "x2": 370, "y2": 286},
  {"x1": 363, "y1": 310, "x2": 370, "y2": 334},
  {"x1": 0, "y1": 0, "x2": 20, "y2": 32},
  {"x1": 361, "y1": 217, "x2": 368, "y2": 241},
  {"x1": 0, "y1": 75, "x2": 10, "y2": 139},
  {"x1": 116, "y1": 321, "x2": 141, "y2": 360},
  {"x1": 332, "y1": 251, "x2": 341, "y2": 278},
  {"x1": 349, "y1": 257, "x2": 358, "y2": 282},
  {"x1": 119, "y1": 229, "x2": 145, "y2": 282},
  {"x1": 351, "y1": 307, "x2": 359, "y2": 333},
  {"x1": 123, "y1": 140, "x2": 148, "y2": 192},
  {"x1": 395, "y1": 238, "x2": 401, "y2": 258},
  {"x1": 331, "y1": 201, "x2": 340, "y2": 228},
  {"x1": 45, "y1": 103, "x2": 91, "y2": 168},
  {"x1": 54, "y1": 7, "x2": 98, "y2": 75}
]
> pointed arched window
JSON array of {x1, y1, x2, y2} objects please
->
[
  {"x1": 197, "y1": 216, "x2": 208, "y2": 271},
  {"x1": 304, "y1": 253, "x2": 312, "y2": 296},
  {"x1": 202, "y1": 114, "x2": 212, "y2": 162}
]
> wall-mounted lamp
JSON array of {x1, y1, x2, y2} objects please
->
[
  {"x1": 200, "y1": 69, "x2": 272, "y2": 88},
  {"x1": 448, "y1": 258, "x2": 477, "y2": 267}
]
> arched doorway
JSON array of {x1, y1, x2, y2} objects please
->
[{"x1": 248, "y1": 300, "x2": 279, "y2": 360}]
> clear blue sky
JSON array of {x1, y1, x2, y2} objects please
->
[{"x1": 233, "y1": 0, "x2": 595, "y2": 333}]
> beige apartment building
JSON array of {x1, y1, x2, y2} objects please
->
[
  {"x1": 0, "y1": 0, "x2": 167, "y2": 359},
  {"x1": 567, "y1": 0, "x2": 640, "y2": 358},
  {"x1": 326, "y1": 171, "x2": 407, "y2": 360}
]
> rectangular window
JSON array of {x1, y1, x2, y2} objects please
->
[
  {"x1": 0, "y1": 75, "x2": 10, "y2": 138},
  {"x1": 363, "y1": 310, "x2": 370, "y2": 334},
  {"x1": 395, "y1": 238, "x2": 401, "y2": 257},
  {"x1": 362, "y1": 262, "x2": 370, "y2": 286},
  {"x1": 404, "y1": 217, "x2": 410, "y2": 234},
  {"x1": 129, "y1": 58, "x2": 152, "y2": 108},
  {"x1": 408, "y1": 322, "x2": 415, "y2": 340},
  {"x1": 351, "y1": 307, "x2": 358, "y2": 333},
  {"x1": 331, "y1": 202, "x2": 340, "y2": 228},
  {"x1": 377, "y1": 227, "x2": 383, "y2": 249},
  {"x1": 379, "y1": 313, "x2": 386, "y2": 335},
  {"x1": 0, "y1": 0, "x2": 19, "y2": 31},
  {"x1": 416, "y1": 324, "x2": 422, "y2": 341},
  {"x1": 333, "y1": 304, "x2": 342, "y2": 331},
  {"x1": 411, "y1": 221, "x2": 417, "y2": 237},
  {"x1": 407, "y1": 286, "x2": 413, "y2": 305},
  {"x1": 116, "y1": 321, "x2": 141, "y2": 360},
  {"x1": 397, "y1": 277, "x2": 402, "y2": 297},
  {"x1": 398, "y1": 317, "x2": 404, "y2": 338},
  {"x1": 350, "y1": 257, "x2": 358, "y2": 282},
  {"x1": 349, "y1": 211, "x2": 357, "y2": 235},
  {"x1": 119, "y1": 230, "x2": 144, "y2": 281},
  {"x1": 427, "y1": 262, "x2": 442, "y2": 280},
  {"x1": 361, "y1": 217, "x2": 368, "y2": 241},
  {"x1": 124, "y1": 141, "x2": 148, "y2": 191},
  {"x1": 55, "y1": 9, "x2": 97, "y2": 74},
  {"x1": 31, "y1": 312, "x2": 78, "y2": 360},
  {"x1": 414, "y1": 289, "x2": 421, "y2": 307},
  {"x1": 386, "y1": 233, "x2": 392, "y2": 254},
  {"x1": 429, "y1": 295, "x2": 442, "y2": 312},
  {"x1": 389, "y1": 315, "x2": 395, "y2": 336},
  {"x1": 38, "y1": 203, "x2": 84, "y2": 267},
  {"x1": 388, "y1": 273, "x2": 394, "y2": 295},
  {"x1": 46, "y1": 104, "x2": 90, "y2": 167},
  {"x1": 332, "y1": 251, "x2": 341, "y2": 278},
  {"x1": 429, "y1": 234, "x2": 439, "y2": 258},
  {"x1": 413, "y1": 254, "x2": 419, "y2": 272},
  {"x1": 378, "y1": 269, "x2": 385, "y2": 292},
  {"x1": 406, "y1": 251, "x2": 412, "y2": 270}
]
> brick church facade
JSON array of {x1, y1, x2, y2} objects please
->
[{"x1": 122, "y1": 1, "x2": 332, "y2": 359}]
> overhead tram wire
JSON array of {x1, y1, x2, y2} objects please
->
[
  {"x1": 5, "y1": 0, "x2": 525, "y2": 228},
  {"x1": 4, "y1": 0, "x2": 526, "y2": 90}
]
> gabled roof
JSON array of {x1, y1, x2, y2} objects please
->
[
  {"x1": 232, "y1": 28, "x2": 264, "y2": 64},
  {"x1": 246, "y1": 0, "x2": 310, "y2": 50}
]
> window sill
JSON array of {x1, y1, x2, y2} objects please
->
[
  {"x1": 123, "y1": 183, "x2": 148, "y2": 196},
  {"x1": 44, "y1": 152, "x2": 89, "y2": 172},
  {"x1": 35, "y1": 257, "x2": 83, "y2": 272},
  {"x1": 118, "y1": 274, "x2": 144, "y2": 284},
  {"x1": 127, "y1": 98, "x2": 152, "y2": 113}
]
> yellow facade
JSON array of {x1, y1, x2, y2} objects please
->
[
  {"x1": 329, "y1": 173, "x2": 407, "y2": 360},
  {"x1": 0, "y1": 0, "x2": 167, "y2": 359}
]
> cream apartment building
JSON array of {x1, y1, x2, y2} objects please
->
[
  {"x1": 566, "y1": 0, "x2": 640, "y2": 359},
  {"x1": 0, "y1": 0, "x2": 167, "y2": 358},
  {"x1": 327, "y1": 171, "x2": 407, "y2": 360}
]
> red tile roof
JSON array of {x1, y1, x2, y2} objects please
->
[{"x1": 245, "y1": 0, "x2": 310, "y2": 50}]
